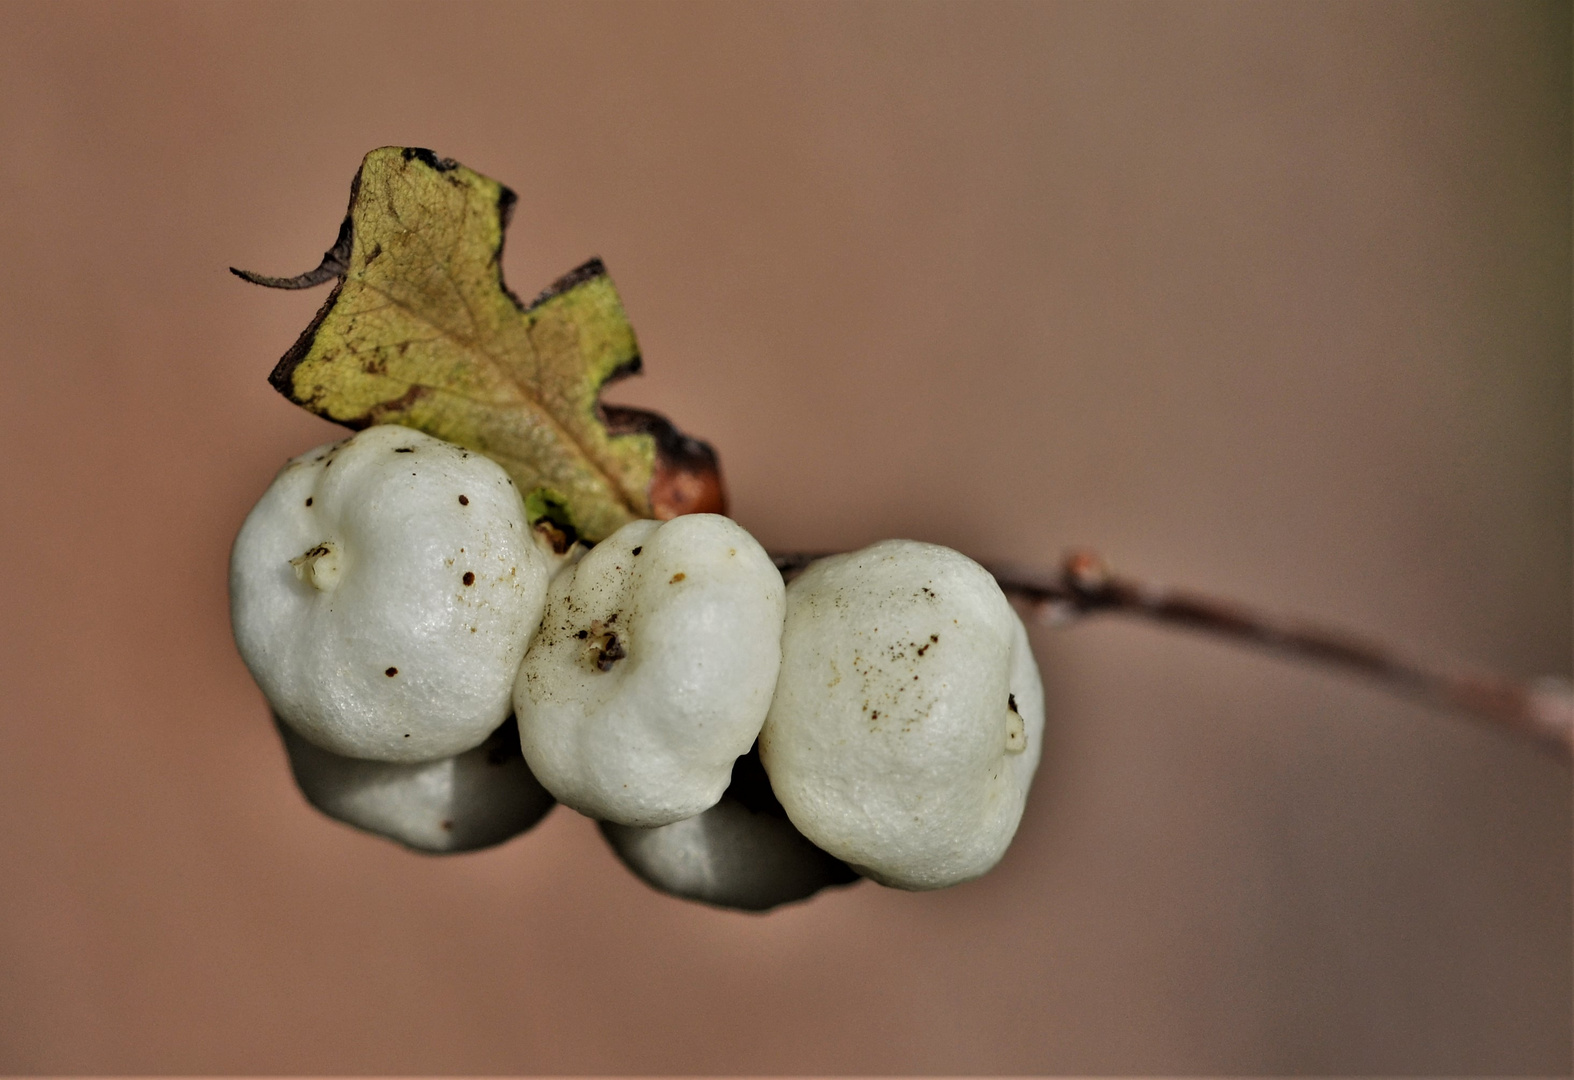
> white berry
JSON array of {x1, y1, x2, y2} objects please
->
[
  {"x1": 514, "y1": 514, "x2": 786, "y2": 827},
  {"x1": 230, "y1": 425, "x2": 552, "y2": 762},
  {"x1": 599, "y1": 749, "x2": 858, "y2": 911},
  {"x1": 277, "y1": 715, "x2": 555, "y2": 853},
  {"x1": 759, "y1": 540, "x2": 1045, "y2": 890}
]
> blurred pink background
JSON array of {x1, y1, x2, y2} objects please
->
[{"x1": 0, "y1": 1, "x2": 1568, "y2": 1073}]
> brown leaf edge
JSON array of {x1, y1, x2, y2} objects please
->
[
  {"x1": 230, "y1": 147, "x2": 728, "y2": 526},
  {"x1": 602, "y1": 404, "x2": 726, "y2": 519}
]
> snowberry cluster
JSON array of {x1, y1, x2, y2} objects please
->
[{"x1": 231, "y1": 426, "x2": 1045, "y2": 910}]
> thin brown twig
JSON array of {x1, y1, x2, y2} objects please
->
[{"x1": 770, "y1": 549, "x2": 1573, "y2": 763}]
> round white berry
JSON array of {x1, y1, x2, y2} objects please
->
[
  {"x1": 759, "y1": 540, "x2": 1044, "y2": 890},
  {"x1": 277, "y1": 716, "x2": 555, "y2": 853},
  {"x1": 514, "y1": 514, "x2": 786, "y2": 827},
  {"x1": 230, "y1": 425, "x2": 552, "y2": 762},
  {"x1": 599, "y1": 750, "x2": 858, "y2": 911}
]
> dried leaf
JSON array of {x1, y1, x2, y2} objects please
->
[{"x1": 234, "y1": 146, "x2": 724, "y2": 541}]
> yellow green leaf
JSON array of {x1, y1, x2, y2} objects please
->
[{"x1": 235, "y1": 146, "x2": 724, "y2": 542}]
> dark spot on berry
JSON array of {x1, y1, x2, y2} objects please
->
[
  {"x1": 670, "y1": 572, "x2": 686, "y2": 584},
  {"x1": 1008, "y1": 693, "x2": 1019, "y2": 713},
  {"x1": 631, "y1": 546, "x2": 642, "y2": 556},
  {"x1": 576, "y1": 629, "x2": 589, "y2": 639},
  {"x1": 440, "y1": 820, "x2": 453, "y2": 830},
  {"x1": 458, "y1": 495, "x2": 469, "y2": 505},
  {"x1": 595, "y1": 632, "x2": 626, "y2": 672},
  {"x1": 463, "y1": 572, "x2": 475, "y2": 586},
  {"x1": 394, "y1": 447, "x2": 414, "y2": 453},
  {"x1": 305, "y1": 497, "x2": 313, "y2": 506},
  {"x1": 386, "y1": 667, "x2": 398, "y2": 676}
]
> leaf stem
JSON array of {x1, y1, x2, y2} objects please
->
[{"x1": 770, "y1": 549, "x2": 1573, "y2": 763}]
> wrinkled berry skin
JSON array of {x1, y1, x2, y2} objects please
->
[
  {"x1": 760, "y1": 540, "x2": 1045, "y2": 890},
  {"x1": 514, "y1": 514, "x2": 786, "y2": 827},
  {"x1": 231, "y1": 426, "x2": 552, "y2": 762}
]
